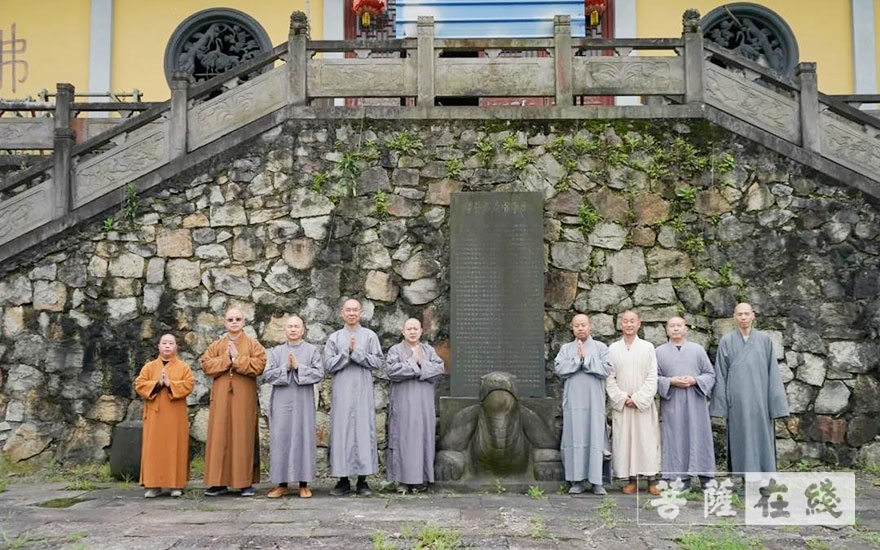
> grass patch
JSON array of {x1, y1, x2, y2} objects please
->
[
  {"x1": 190, "y1": 455, "x2": 205, "y2": 479},
  {"x1": 67, "y1": 531, "x2": 89, "y2": 542},
  {"x1": 413, "y1": 524, "x2": 461, "y2": 549},
  {"x1": 0, "y1": 455, "x2": 40, "y2": 481},
  {"x1": 493, "y1": 478, "x2": 506, "y2": 495},
  {"x1": 855, "y1": 529, "x2": 880, "y2": 545},
  {"x1": 527, "y1": 485, "x2": 546, "y2": 500},
  {"x1": 528, "y1": 517, "x2": 548, "y2": 539},
  {"x1": 596, "y1": 497, "x2": 619, "y2": 528},
  {"x1": 677, "y1": 525, "x2": 762, "y2": 549},
  {"x1": 859, "y1": 459, "x2": 880, "y2": 477},
  {"x1": 1, "y1": 531, "x2": 41, "y2": 550},
  {"x1": 63, "y1": 478, "x2": 99, "y2": 491},
  {"x1": 372, "y1": 531, "x2": 398, "y2": 550},
  {"x1": 803, "y1": 538, "x2": 831, "y2": 550}
]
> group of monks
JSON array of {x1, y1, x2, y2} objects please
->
[
  {"x1": 135, "y1": 298, "x2": 445, "y2": 498},
  {"x1": 135, "y1": 298, "x2": 788, "y2": 499},
  {"x1": 555, "y1": 303, "x2": 790, "y2": 495}
]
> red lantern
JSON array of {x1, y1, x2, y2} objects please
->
[
  {"x1": 353, "y1": 0, "x2": 386, "y2": 28},
  {"x1": 585, "y1": 0, "x2": 607, "y2": 27}
]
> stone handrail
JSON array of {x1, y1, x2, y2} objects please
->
[{"x1": 1, "y1": 10, "x2": 879, "y2": 265}]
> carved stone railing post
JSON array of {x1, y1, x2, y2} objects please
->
[
  {"x1": 554, "y1": 15, "x2": 573, "y2": 106},
  {"x1": 797, "y1": 62, "x2": 820, "y2": 153},
  {"x1": 287, "y1": 11, "x2": 308, "y2": 106},
  {"x1": 52, "y1": 83, "x2": 75, "y2": 218},
  {"x1": 169, "y1": 71, "x2": 190, "y2": 159},
  {"x1": 682, "y1": 9, "x2": 704, "y2": 104},
  {"x1": 417, "y1": 16, "x2": 435, "y2": 107}
]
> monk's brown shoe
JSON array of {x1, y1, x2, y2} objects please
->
[
  {"x1": 267, "y1": 486, "x2": 290, "y2": 499},
  {"x1": 647, "y1": 484, "x2": 661, "y2": 496},
  {"x1": 298, "y1": 487, "x2": 312, "y2": 498},
  {"x1": 621, "y1": 483, "x2": 637, "y2": 494}
]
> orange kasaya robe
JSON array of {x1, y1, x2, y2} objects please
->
[
  {"x1": 134, "y1": 355, "x2": 195, "y2": 489},
  {"x1": 200, "y1": 332, "x2": 266, "y2": 488}
]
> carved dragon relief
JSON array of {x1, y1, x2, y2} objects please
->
[
  {"x1": 0, "y1": 182, "x2": 51, "y2": 242},
  {"x1": 189, "y1": 70, "x2": 284, "y2": 148},
  {"x1": 705, "y1": 65, "x2": 798, "y2": 141},
  {"x1": 0, "y1": 120, "x2": 53, "y2": 148},
  {"x1": 74, "y1": 129, "x2": 167, "y2": 207},
  {"x1": 821, "y1": 115, "x2": 880, "y2": 177},
  {"x1": 309, "y1": 60, "x2": 414, "y2": 96},
  {"x1": 582, "y1": 58, "x2": 683, "y2": 93}
]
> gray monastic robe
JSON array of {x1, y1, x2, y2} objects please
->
[
  {"x1": 324, "y1": 325, "x2": 383, "y2": 477},
  {"x1": 264, "y1": 340, "x2": 324, "y2": 484},
  {"x1": 385, "y1": 341, "x2": 446, "y2": 485},
  {"x1": 709, "y1": 329, "x2": 789, "y2": 473},
  {"x1": 656, "y1": 340, "x2": 716, "y2": 478},
  {"x1": 554, "y1": 337, "x2": 613, "y2": 486}
]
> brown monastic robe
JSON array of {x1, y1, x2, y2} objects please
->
[
  {"x1": 135, "y1": 356, "x2": 195, "y2": 489},
  {"x1": 201, "y1": 333, "x2": 266, "y2": 488}
]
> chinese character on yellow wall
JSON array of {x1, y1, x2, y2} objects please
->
[{"x1": 1, "y1": 23, "x2": 29, "y2": 94}]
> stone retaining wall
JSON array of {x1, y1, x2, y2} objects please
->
[{"x1": 1, "y1": 118, "x2": 878, "y2": 470}]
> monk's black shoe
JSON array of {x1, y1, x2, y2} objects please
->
[
  {"x1": 356, "y1": 481, "x2": 373, "y2": 496},
  {"x1": 204, "y1": 486, "x2": 228, "y2": 497},
  {"x1": 330, "y1": 479, "x2": 352, "y2": 496},
  {"x1": 568, "y1": 482, "x2": 586, "y2": 494}
]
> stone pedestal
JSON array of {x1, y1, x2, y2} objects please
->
[
  {"x1": 109, "y1": 420, "x2": 142, "y2": 481},
  {"x1": 435, "y1": 373, "x2": 563, "y2": 482}
]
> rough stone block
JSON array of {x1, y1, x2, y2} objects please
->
[{"x1": 109, "y1": 420, "x2": 142, "y2": 481}]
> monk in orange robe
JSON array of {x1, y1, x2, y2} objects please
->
[
  {"x1": 200, "y1": 308, "x2": 266, "y2": 497},
  {"x1": 135, "y1": 334, "x2": 194, "y2": 498}
]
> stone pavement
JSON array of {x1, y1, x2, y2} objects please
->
[{"x1": 1, "y1": 475, "x2": 879, "y2": 549}]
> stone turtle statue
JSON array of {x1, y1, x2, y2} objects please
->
[{"x1": 435, "y1": 371, "x2": 562, "y2": 481}]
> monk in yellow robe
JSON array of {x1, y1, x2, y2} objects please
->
[
  {"x1": 135, "y1": 334, "x2": 194, "y2": 498},
  {"x1": 201, "y1": 308, "x2": 266, "y2": 497}
]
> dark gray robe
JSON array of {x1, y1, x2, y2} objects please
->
[
  {"x1": 264, "y1": 341, "x2": 324, "y2": 484},
  {"x1": 554, "y1": 337, "x2": 613, "y2": 486},
  {"x1": 385, "y1": 341, "x2": 446, "y2": 485},
  {"x1": 709, "y1": 329, "x2": 789, "y2": 473},
  {"x1": 656, "y1": 340, "x2": 716, "y2": 478},
  {"x1": 324, "y1": 325, "x2": 383, "y2": 477}
]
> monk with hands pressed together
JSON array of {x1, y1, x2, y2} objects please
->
[
  {"x1": 200, "y1": 308, "x2": 266, "y2": 497},
  {"x1": 135, "y1": 334, "x2": 194, "y2": 498}
]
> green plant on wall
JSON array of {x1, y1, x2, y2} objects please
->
[
  {"x1": 374, "y1": 191, "x2": 390, "y2": 216},
  {"x1": 385, "y1": 132, "x2": 423, "y2": 157},
  {"x1": 473, "y1": 136, "x2": 495, "y2": 166},
  {"x1": 501, "y1": 133, "x2": 526, "y2": 154},
  {"x1": 362, "y1": 138, "x2": 381, "y2": 162},
  {"x1": 121, "y1": 183, "x2": 139, "y2": 226},
  {"x1": 312, "y1": 171, "x2": 330, "y2": 192},
  {"x1": 577, "y1": 203, "x2": 602, "y2": 235},
  {"x1": 511, "y1": 151, "x2": 535, "y2": 173},
  {"x1": 338, "y1": 152, "x2": 362, "y2": 197},
  {"x1": 445, "y1": 158, "x2": 464, "y2": 179}
]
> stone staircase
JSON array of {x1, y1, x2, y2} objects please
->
[{"x1": 1, "y1": 10, "x2": 878, "y2": 266}]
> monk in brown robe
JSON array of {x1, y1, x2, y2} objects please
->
[
  {"x1": 201, "y1": 308, "x2": 267, "y2": 496},
  {"x1": 135, "y1": 334, "x2": 195, "y2": 498}
]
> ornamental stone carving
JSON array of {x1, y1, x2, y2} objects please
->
[
  {"x1": 703, "y1": 3, "x2": 799, "y2": 77},
  {"x1": 163, "y1": 8, "x2": 272, "y2": 85}
]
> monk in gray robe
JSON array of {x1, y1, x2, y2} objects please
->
[
  {"x1": 324, "y1": 298, "x2": 384, "y2": 496},
  {"x1": 386, "y1": 318, "x2": 446, "y2": 493},
  {"x1": 710, "y1": 303, "x2": 789, "y2": 474},
  {"x1": 656, "y1": 317, "x2": 715, "y2": 487},
  {"x1": 554, "y1": 314, "x2": 613, "y2": 495},
  {"x1": 264, "y1": 315, "x2": 324, "y2": 499}
]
